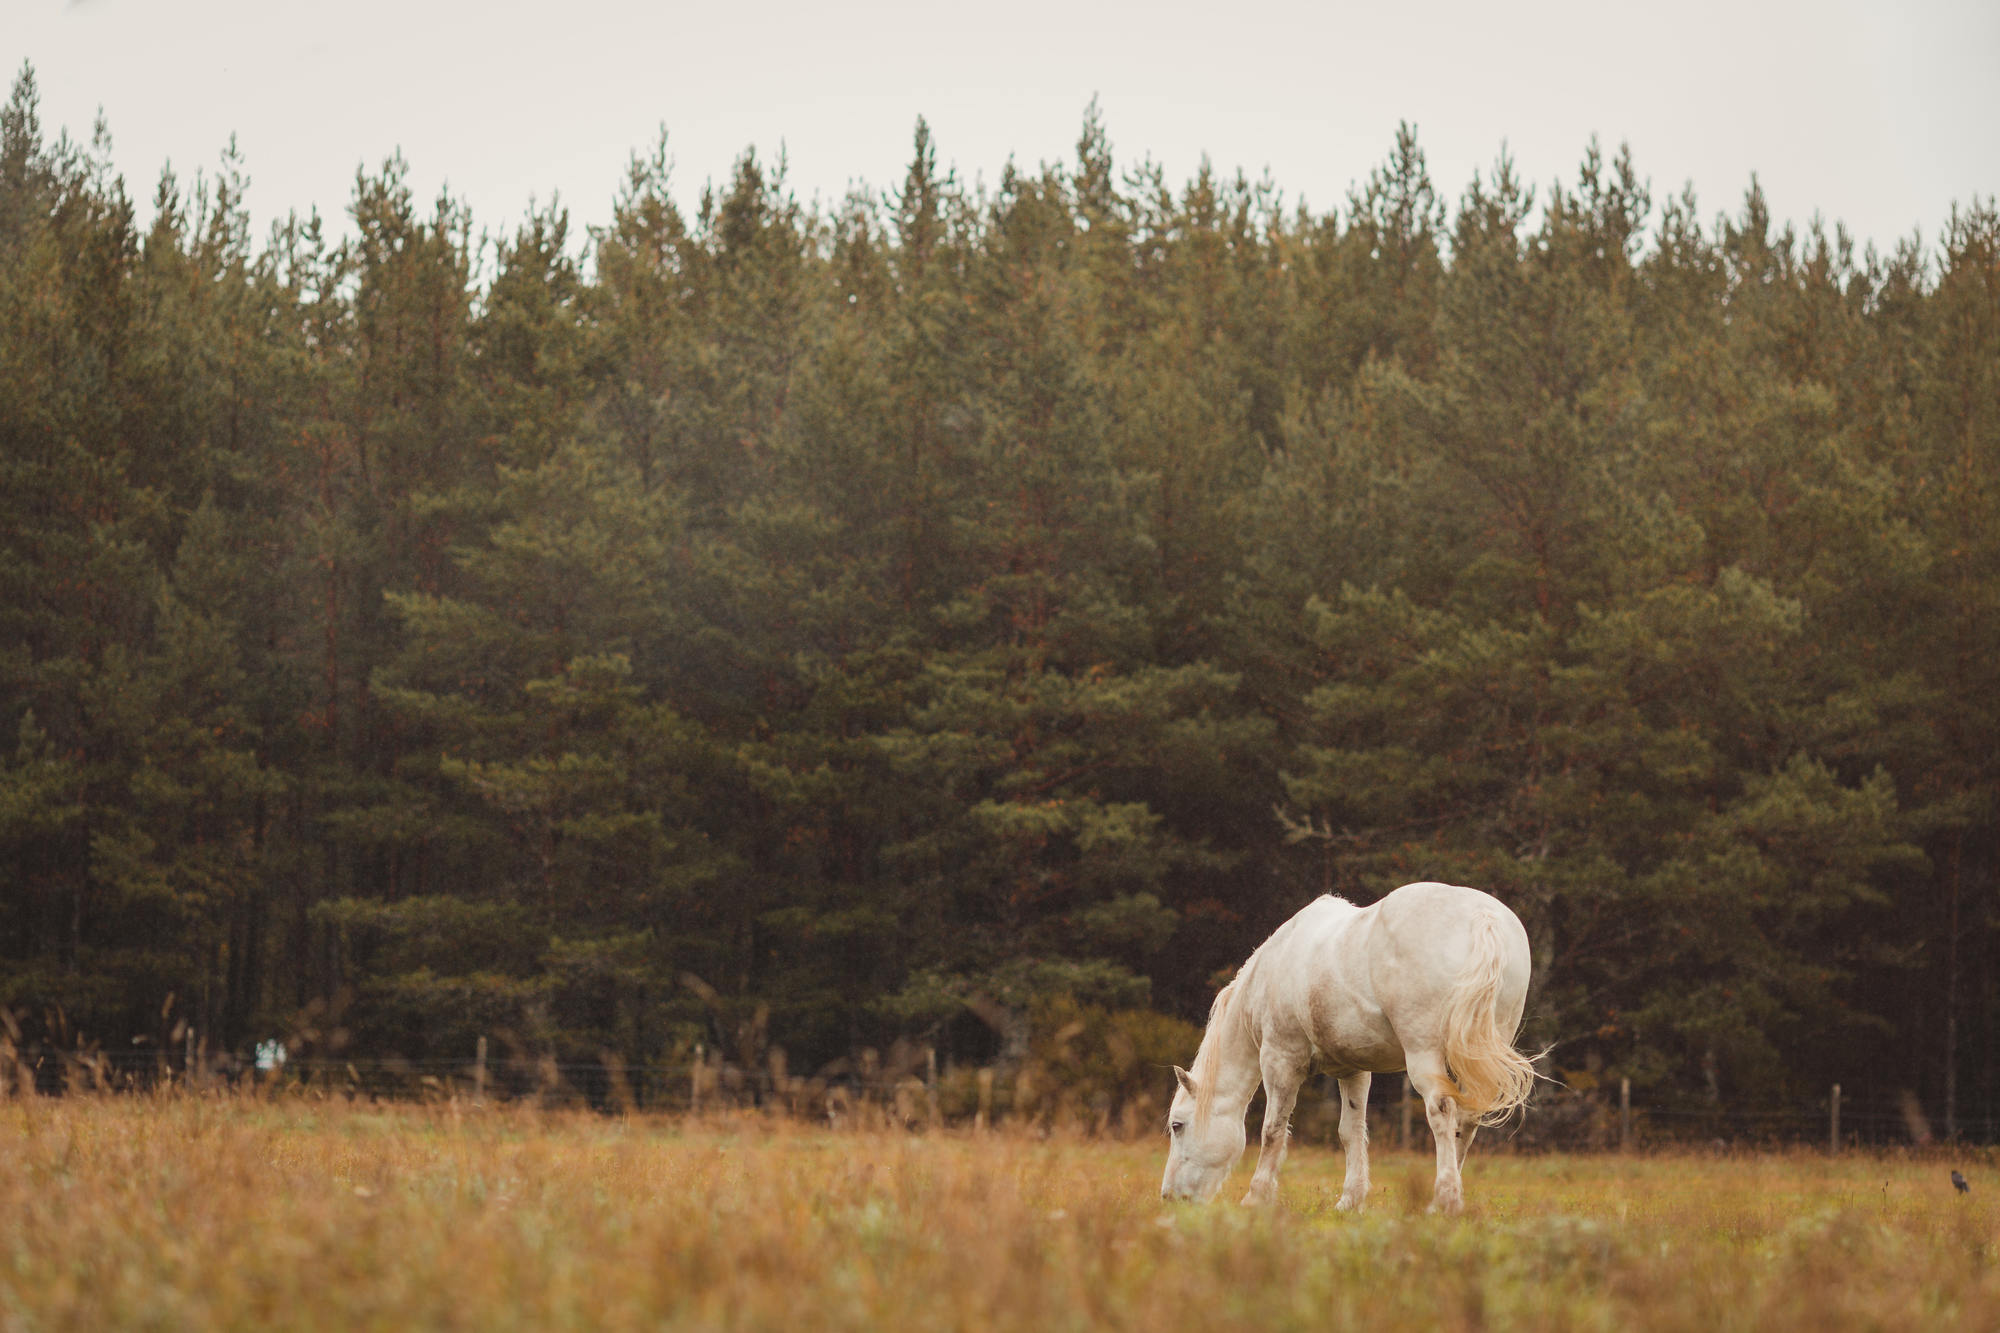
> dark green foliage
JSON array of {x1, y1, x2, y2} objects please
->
[{"x1": 0, "y1": 61, "x2": 1995, "y2": 1127}]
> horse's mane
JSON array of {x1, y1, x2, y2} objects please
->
[{"x1": 1191, "y1": 971, "x2": 1251, "y2": 1126}]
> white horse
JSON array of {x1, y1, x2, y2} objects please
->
[{"x1": 1160, "y1": 881, "x2": 1536, "y2": 1215}]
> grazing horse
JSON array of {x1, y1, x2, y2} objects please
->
[{"x1": 1159, "y1": 882, "x2": 1536, "y2": 1215}]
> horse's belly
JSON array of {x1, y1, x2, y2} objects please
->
[
  {"x1": 1311, "y1": 1035, "x2": 1406, "y2": 1077},
  {"x1": 1305, "y1": 984, "x2": 1402, "y2": 1074}
]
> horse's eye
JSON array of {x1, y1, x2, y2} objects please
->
[{"x1": 1170, "y1": 1121, "x2": 1184, "y2": 1136}]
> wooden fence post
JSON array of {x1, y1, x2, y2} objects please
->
[
  {"x1": 1620, "y1": 1077, "x2": 1632, "y2": 1152},
  {"x1": 1830, "y1": 1083, "x2": 1841, "y2": 1155}
]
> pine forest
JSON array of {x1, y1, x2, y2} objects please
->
[{"x1": 2, "y1": 66, "x2": 1997, "y2": 1140}]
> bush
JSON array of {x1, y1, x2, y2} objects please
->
[{"x1": 1013, "y1": 997, "x2": 1202, "y2": 1134}]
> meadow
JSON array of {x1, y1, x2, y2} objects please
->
[{"x1": 3, "y1": 1095, "x2": 1995, "y2": 1332}]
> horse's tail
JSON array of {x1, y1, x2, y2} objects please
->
[{"x1": 1439, "y1": 910, "x2": 1536, "y2": 1127}]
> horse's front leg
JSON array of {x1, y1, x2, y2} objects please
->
[
  {"x1": 1240, "y1": 1050, "x2": 1306, "y2": 1207},
  {"x1": 1333, "y1": 1071, "x2": 1372, "y2": 1211}
]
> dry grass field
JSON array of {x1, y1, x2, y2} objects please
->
[{"x1": 3, "y1": 1095, "x2": 1996, "y2": 1332}]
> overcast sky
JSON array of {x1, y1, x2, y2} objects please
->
[{"x1": 9, "y1": 0, "x2": 1999, "y2": 261}]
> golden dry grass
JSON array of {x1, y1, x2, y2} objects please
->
[{"x1": 3, "y1": 1095, "x2": 1997, "y2": 1331}]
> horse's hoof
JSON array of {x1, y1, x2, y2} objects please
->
[{"x1": 1334, "y1": 1192, "x2": 1365, "y2": 1213}]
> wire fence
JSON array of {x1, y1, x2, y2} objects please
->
[
  {"x1": 1346, "y1": 1074, "x2": 2000, "y2": 1152},
  {"x1": 4, "y1": 1039, "x2": 1993, "y2": 1151},
  {"x1": 1, "y1": 1040, "x2": 970, "y2": 1128}
]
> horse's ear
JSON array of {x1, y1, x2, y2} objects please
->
[{"x1": 1173, "y1": 1065, "x2": 1197, "y2": 1096}]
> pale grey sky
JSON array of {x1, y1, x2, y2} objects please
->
[{"x1": 9, "y1": 0, "x2": 1999, "y2": 259}]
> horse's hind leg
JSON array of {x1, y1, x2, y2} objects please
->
[
  {"x1": 1405, "y1": 1050, "x2": 1466, "y2": 1215},
  {"x1": 1456, "y1": 1114, "x2": 1479, "y2": 1168},
  {"x1": 1334, "y1": 1071, "x2": 1372, "y2": 1212}
]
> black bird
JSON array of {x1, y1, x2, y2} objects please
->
[{"x1": 1952, "y1": 1170, "x2": 1970, "y2": 1194}]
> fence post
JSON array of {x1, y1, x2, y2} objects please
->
[
  {"x1": 1830, "y1": 1083, "x2": 1841, "y2": 1155},
  {"x1": 537, "y1": 1050, "x2": 560, "y2": 1107},
  {"x1": 474, "y1": 1035, "x2": 488, "y2": 1105},
  {"x1": 1620, "y1": 1077, "x2": 1632, "y2": 1152},
  {"x1": 925, "y1": 1046, "x2": 939, "y2": 1127}
]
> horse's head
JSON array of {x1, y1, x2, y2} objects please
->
[{"x1": 1159, "y1": 1064, "x2": 1246, "y2": 1203}]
